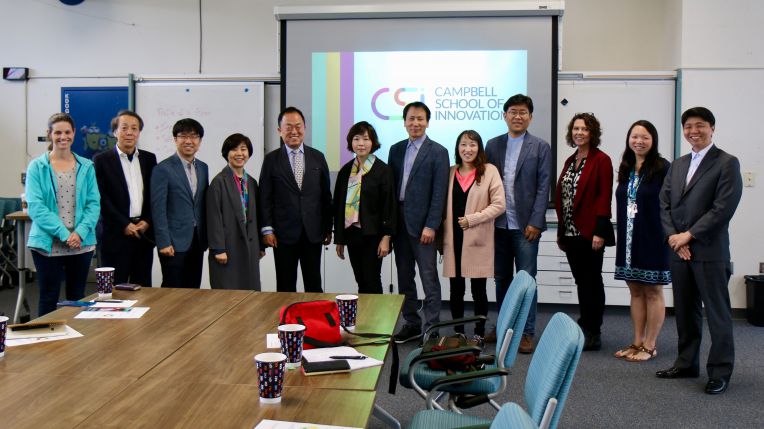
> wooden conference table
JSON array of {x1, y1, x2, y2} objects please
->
[{"x1": 0, "y1": 288, "x2": 403, "y2": 429}]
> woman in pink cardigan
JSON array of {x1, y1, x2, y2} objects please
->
[{"x1": 443, "y1": 130, "x2": 506, "y2": 338}]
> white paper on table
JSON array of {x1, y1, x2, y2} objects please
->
[
  {"x1": 266, "y1": 333, "x2": 280, "y2": 349},
  {"x1": 300, "y1": 346, "x2": 383, "y2": 371},
  {"x1": 254, "y1": 419, "x2": 361, "y2": 429},
  {"x1": 5, "y1": 325, "x2": 84, "y2": 347},
  {"x1": 74, "y1": 307, "x2": 150, "y2": 319},
  {"x1": 89, "y1": 299, "x2": 138, "y2": 308}
]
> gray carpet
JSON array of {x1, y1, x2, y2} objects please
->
[
  {"x1": 2, "y1": 285, "x2": 763, "y2": 428},
  {"x1": 372, "y1": 304, "x2": 764, "y2": 429}
]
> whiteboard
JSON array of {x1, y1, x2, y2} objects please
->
[
  {"x1": 135, "y1": 81, "x2": 265, "y2": 178},
  {"x1": 556, "y1": 79, "x2": 676, "y2": 215},
  {"x1": 135, "y1": 81, "x2": 265, "y2": 289},
  {"x1": 557, "y1": 79, "x2": 676, "y2": 171}
]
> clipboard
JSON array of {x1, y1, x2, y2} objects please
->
[{"x1": 6, "y1": 320, "x2": 68, "y2": 339}]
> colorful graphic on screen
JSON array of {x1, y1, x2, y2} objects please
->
[{"x1": 311, "y1": 50, "x2": 527, "y2": 169}]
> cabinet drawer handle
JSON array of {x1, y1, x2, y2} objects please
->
[{"x1": 559, "y1": 276, "x2": 573, "y2": 282}]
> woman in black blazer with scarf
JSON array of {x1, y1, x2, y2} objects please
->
[
  {"x1": 334, "y1": 121, "x2": 396, "y2": 294},
  {"x1": 555, "y1": 112, "x2": 615, "y2": 351}
]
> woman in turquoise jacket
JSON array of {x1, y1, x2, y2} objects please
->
[{"x1": 26, "y1": 113, "x2": 100, "y2": 316}]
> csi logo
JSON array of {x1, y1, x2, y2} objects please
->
[{"x1": 371, "y1": 87, "x2": 424, "y2": 120}]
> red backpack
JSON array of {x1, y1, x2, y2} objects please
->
[
  {"x1": 279, "y1": 300, "x2": 343, "y2": 350},
  {"x1": 279, "y1": 299, "x2": 399, "y2": 393}
]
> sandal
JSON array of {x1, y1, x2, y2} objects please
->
[
  {"x1": 614, "y1": 343, "x2": 641, "y2": 359},
  {"x1": 625, "y1": 346, "x2": 657, "y2": 362}
]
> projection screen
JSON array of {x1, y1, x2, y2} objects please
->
[{"x1": 280, "y1": 12, "x2": 559, "y2": 171}]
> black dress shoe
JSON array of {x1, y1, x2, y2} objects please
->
[
  {"x1": 705, "y1": 378, "x2": 729, "y2": 394},
  {"x1": 655, "y1": 366, "x2": 700, "y2": 379},
  {"x1": 582, "y1": 334, "x2": 601, "y2": 351},
  {"x1": 394, "y1": 324, "x2": 422, "y2": 344}
]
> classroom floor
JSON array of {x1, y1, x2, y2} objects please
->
[{"x1": 373, "y1": 304, "x2": 764, "y2": 429}]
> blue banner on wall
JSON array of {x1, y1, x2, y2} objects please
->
[{"x1": 61, "y1": 86, "x2": 128, "y2": 159}]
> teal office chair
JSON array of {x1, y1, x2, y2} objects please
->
[
  {"x1": 408, "y1": 312, "x2": 585, "y2": 429},
  {"x1": 399, "y1": 270, "x2": 536, "y2": 411}
]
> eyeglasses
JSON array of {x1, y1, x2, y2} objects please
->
[
  {"x1": 176, "y1": 133, "x2": 200, "y2": 141},
  {"x1": 506, "y1": 110, "x2": 530, "y2": 118},
  {"x1": 281, "y1": 124, "x2": 303, "y2": 132}
]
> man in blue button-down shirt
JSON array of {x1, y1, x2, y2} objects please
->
[
  {"x1": 388, "y1": 102, "x2": 450, "y2": 343},
  {"x1": 485, "y1": 94, "x2": 551, "y2": 352}
]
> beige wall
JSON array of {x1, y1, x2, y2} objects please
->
[
  {"x1": 561, "y1": 0, "x2": 681, "y2": 70},
  {"x1": 678, "y1": 0, "x2": 764, "y2": 306},
  {"x1": 0, "y1": 0, "x2": 685, "y2": 196}
]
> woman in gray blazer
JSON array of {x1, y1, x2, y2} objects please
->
[{"x1": 206, "y1": 133, "x2": 262, "y2": 290}]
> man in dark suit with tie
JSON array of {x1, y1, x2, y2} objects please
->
[
  {"x1": 151, "y1": 118, "x2": 209, "y2": 289},
  {"x1": 485, "y1": 94, "x2": 551, "y2": 352},
  {"x1": 389, "y1": 102, "x2": 450, "y2": 343},
  {"x1": 93, "y1": 110, "x2": 157, "y2": 286},
  {"x1": 259, "y1": 106, "x2": 332, "y2": 292},
  {"x1": 657, "y1": 107, "x2": 742, "y2": 395}
]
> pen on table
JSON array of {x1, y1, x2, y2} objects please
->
[
  {"x1": 94, "y1": 299, "x2": 124, "y2": 303},
  {"x1": 329, "y1": 355, "x2": 367, "y2": 360}
]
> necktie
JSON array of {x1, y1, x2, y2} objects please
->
[{"x1": 292, "y1": 150, "x2": 304, "y2": 190}]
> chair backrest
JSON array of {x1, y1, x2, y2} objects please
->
[
  {"x1": 495, "y1": 270, "x2": 536, "y2": 368},
  {"x1": 490, "y1": 403, "x2": 536, "y2": 429},
  {"x1": 523, "y1": 312, "x2": 584, "y2": 429}
]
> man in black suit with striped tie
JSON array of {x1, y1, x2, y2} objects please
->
[{"x1": 259, "y1": 106, "x2": 333, "y2": 292}]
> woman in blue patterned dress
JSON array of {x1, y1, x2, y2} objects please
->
[{"x1": 613, "y1": 120, "x2": 671, "y2": 362}]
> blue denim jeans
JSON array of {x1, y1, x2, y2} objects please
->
[
  {"x1": 31, "y1": 250, "x2": 94, "y2": 317},
  {"x1": 494, "y1": 228, "x2": 539, "y2": 335}
]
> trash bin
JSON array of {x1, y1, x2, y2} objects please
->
[{"x1": 744, "y1": 275, "x2": 764, "y2": 327}]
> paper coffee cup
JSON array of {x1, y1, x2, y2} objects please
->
[
  {"x1": 278, "y1": 324, "x2": 306, "y2": 369},
  {"x1": 0, "y1": 316, "x2": 8, "y2": 358},
  {"x1": 254, "y1": 352, "x2": 286, "y2": 403},
  {"x1": 336, "y1": 294, "x2": 359, "y2": 330},
  {"x1": 95, "y1": 267, "x2": 115, "y2": 299}
]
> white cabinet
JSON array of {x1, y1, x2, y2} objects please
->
[{"x1": 538, "y1": 225, "x2": 673, "y2": 307}]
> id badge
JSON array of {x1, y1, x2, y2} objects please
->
[{"x1": 627, "y1": 202, "x2": 638, "y2": 219}]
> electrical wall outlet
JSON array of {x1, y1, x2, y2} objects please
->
[
  {"x1": 743, "y1": 172, "x2": 755, "y2": 187},
  {"x1": 20, "y1": 172, "x2": 26, "y2": 185},
  {"x1": 759, "y1": 262, "x2": 764, "y2": 274}
]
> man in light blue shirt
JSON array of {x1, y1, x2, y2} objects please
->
[
  {"x1": 388, "y1": 102, "x2": 450, "y2": 343},
  {"x1": 485, "y1": 94, "x2": 551, "y2": 352}
]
